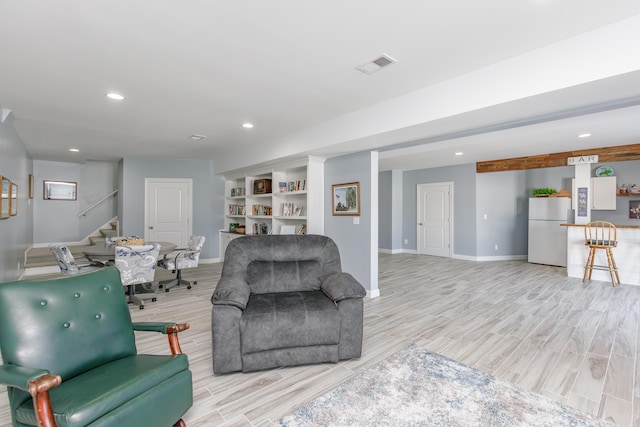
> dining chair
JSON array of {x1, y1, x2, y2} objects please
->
[
  {"x1": 49, "y1": 244, "x2": 103, "y2": 275},
  {"x1": 115, "y1": 243, "x2": 160, "y2": 309},
  {"x1": 158, "y1": 235, "x2": 205, "y2": 292}
]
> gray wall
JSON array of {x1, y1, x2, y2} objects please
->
[
  {"x1": 402, "y1": 164, "x2": 478, "y2": 256},
  {"x1": 33, "y1": 160, "x2": 118, "y2": 243},
  {"x1": 378, "y1": 171, "x2": 392, "y2": 250},
  {"x1": 120, "y1": 158, "x2": 225, "y2": 259},
  {"x1": 476, "y1": 170, "x2": 528, "y2": 257},
  {"x1": 325, "y1": 151, "x2": 377, "y2": 292},
  {"x1": 0, "y1": 112, "x2": 33, "y2": 282}
]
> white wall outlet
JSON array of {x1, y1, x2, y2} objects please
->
[
  {"x1": 353, "y1": 217, "x2": 359, "y2": 225},
  {"x1": 494, "y1": 244, "x2": 499, "y2": 250},
  {"x1": 404, "y1": 239, "x2": 408, "y2": 244},
  {"x1": 483, "y1": 214, "x2": 488, "y2": 220}
]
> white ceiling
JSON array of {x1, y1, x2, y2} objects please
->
[{"x1": 1, "y1": 1, "x2": 640, "y2": 175}]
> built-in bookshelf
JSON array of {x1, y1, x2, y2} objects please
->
[{"x1": 222, "y1": 156, "x2": 324, "y2": 237}]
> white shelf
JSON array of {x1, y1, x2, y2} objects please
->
[
  {"x1": 273, "y1": 216, "x2": 307, "y2": 220},
  {"x1": 222, "y1": 156, "x2": 325, "y2": 237}
]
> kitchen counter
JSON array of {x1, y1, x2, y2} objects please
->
[{"x1": 561, "y1": 223, "x2": 640, "y2": 285}]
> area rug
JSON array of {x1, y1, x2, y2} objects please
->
[{"x1": 277, "y1": 343, "x2": 611, "y2": 426}]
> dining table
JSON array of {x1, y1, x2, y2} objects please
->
[{"x1": 81, "y1": 241, "x2": 178, "y2": 263}]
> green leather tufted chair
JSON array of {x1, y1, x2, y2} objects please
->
[{"x1": 0, "y1": 267, "x2": 193, "y2": 427}]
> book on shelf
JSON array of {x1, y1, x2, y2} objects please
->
[
  {"x1": 279, "y1": 182, "x2": 286, "y2": 193},
  {"x1": 253, "y1": 222, "x2": 270, "y2": 235},
  {"x1": 251, "y1": 204, "x2": 272, "y2": 216},
  {"x1": 228, "y1": 204, "x2": 245, "y2": 215},
  {"x1": 281, "y1": 203, "x2": 303, "y2": 216},
  {"x1": 296, "y1": 224, "x2": 306, "y2": 235}
]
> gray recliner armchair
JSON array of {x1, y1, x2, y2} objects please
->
[{"x1": 211, "y1": 235, "x2": 366, "y2": 374}]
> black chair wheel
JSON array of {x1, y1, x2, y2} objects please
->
[
  {"x1": 165, "y1": 288, "x2": 170, "y2": 292},
  {"x1": 194, "y1": 281, "x2": 198, "y2": 285},
  {"x1": 139, "y1": 305, "x2": 144, "y2": 310},
  {"x1": 152, "y1": 297, "x2": 157, "y2": 302},
  {"x1": 158, "y1": 284, "x2": 163, "y2": 289},
  {"x1": 187, "y1": 285, "x2": 192, "y2": 290}
]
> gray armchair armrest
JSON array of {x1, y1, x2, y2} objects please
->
[
  {"x1": 321, "y1": 272, "x2": 366, "y2": 302},
  {"x1": 211, "y1": 277, "x2": 251, "y2": 309}
]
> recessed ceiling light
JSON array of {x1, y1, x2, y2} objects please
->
[
  {"x1": 106, "y1": 93, "x2": 125, "y2": 101},
  {"x1": 189, "y1": 134, "x2": 206, "y2": 141},
  {"x1": 242, "y1": 123, "x2": 254, "y2": 129},
  {"x1": 577, "y1": 133, "x2": 591, "y2": 138},
  {"x1": 69, "y1": 148, "x2": 80, "y2": 152},
  {"x1": 454, "y1": 152, "x2": 464, "y2": 156}
]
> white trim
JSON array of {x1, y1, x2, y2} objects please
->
[
  {"x1": 367, "y1": 288, "x2": 381, "y2": 298},
  {"x1": 378, "y1": 248, "x2": 403, "y2": 254},
  {"x1": 199, "y1": 258, "x2": 221, "y2": 264},
  {"x1": 403, "y1": 249, "x2": 418, "y2": 254},
  {"x1": 452, "y1": 254, "x2": 527, "y2": 262}
]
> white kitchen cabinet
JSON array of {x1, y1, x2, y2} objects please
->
[{"x1": 571, "y1": 176, "x2": 617, "y2": 211}]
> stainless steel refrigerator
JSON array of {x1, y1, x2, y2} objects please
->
[{"x1": 528, "y1": 197, "x2": 572, "y2": 267}]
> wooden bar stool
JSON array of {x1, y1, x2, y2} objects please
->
[{"x1": 583, "y1": 221, "x2": 620, "y2": 286}]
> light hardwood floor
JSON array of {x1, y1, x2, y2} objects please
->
[{"x1": 2, "y1": 254, "x2": 638, "y2": 426}]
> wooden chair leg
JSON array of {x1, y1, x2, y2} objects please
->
[
  {"x1": 583, "y1": 247, "x2": 595, "y2": 282},
  {"x1": 606, "y1": 248, "x2": 620, "y2": 286},
  {"x1": 173, "y1": 419, "x2": 186, "y2": 427}
]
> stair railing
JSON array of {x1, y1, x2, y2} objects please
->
[{"x1": 78, "y1": 190, "x2": 118, "y2": 217}]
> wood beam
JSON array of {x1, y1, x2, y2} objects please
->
[{"x1": 476, "y1": 143, "x2": 640, "y2": 173}]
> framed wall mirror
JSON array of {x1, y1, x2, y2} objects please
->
[
  {"x1": 1, "y1": 176, "x2": 9, "y2": 219},
  {"x1": 10, "y1": 182, "x2": 17, "y2": 216},
  {"x1": 43, "y1": 180, "x2": 77, "y2": 201}
]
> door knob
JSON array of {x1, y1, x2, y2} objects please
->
[
  {"x1": 418, "y1": 223, "x2": 423, "y2": 226},
  {"x1": 148, "y1": 226, "x2": 154, "y2": 229}
]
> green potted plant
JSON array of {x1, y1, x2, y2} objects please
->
[{"x1": 532, "y1": 188, "x2": 557, "y2": 197}]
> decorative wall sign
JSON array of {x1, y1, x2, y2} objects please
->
[
  {"x1": 577, "y1": 187, "x2": 588, "y2": 217},
  {"x1": 630, "y1": 200, "x2": 640, "y2": 219}
]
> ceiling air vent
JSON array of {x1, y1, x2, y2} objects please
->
[{"x1": 355, "y1": 54, "x2": 397, "y2": 75}]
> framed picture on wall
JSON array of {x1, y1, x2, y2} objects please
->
[
  {"x1": 630, "y1": 200, "x2": 640, "y2": 219},
  {"x1": 1, "y1": 176, "x2": 9, "y2": 219},
  {"x1": 28, "y1": 173, "x2": 34, "y2": 198},
  {"x1": 332, "y1": 182, "x2": 360, "y2": 216},
  {"x1": 10, "y1": 182, "x2": 17, "y2": 216},
  {"x1": 43, "y1": 180, "x2": 77, "y2": 201}
]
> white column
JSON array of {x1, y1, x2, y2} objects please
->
[{"x1": 574, "y1": 163, "x2": 591, "y2": 224}]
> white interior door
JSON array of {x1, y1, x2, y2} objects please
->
[
  {"x1": 417, "y1": 182, "x2": 452, "y2": 257},
  {"x1": 145, "y1": 178, "x2": 192, "y2": 248}
]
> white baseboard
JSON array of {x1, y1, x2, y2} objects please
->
[
  {"x1": 367, "y1": 288, "x2": 381, "y2": 298},
  {"x1": 200, "y1": 258, "x2": 221, "y2": 264},
  {"x1": 453, "y1": 254, "x2": 527, "y2": 262},
  {"x1": 378, "y1": 248, "x2": 403, "y2": 254}
]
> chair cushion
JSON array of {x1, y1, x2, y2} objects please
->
[
  {"x1": 240, "y1": 291, "x2": 340, "y2": 354},
  {"x1": 14, "y1": 354, "x2": 188, "y2": 427},
  {"x1": 246, "y1": 260, "x2": 322, "y2": 294}
]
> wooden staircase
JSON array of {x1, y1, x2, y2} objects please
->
[{"x1": 25, "y1": 222, "x2": 119, "y2": 273}]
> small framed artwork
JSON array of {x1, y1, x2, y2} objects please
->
[
  {"x1": 43, "y1": 180, "x2": 77, "y2": 201},
  {"x1": 280, "y1": 225, "x2": 296, "y2": 235},
  {"x1": 332, "y1": 181, "x2": 360, "y2": 216},
  {"x1": 10, "y1": 182, "x2": 17, "y2": 216},
  {"x1": 1, "y1": 176, "x2": 9, "y2": 219},
  {"x1": 630, "y1": 200, "x2": 640, "y2": 219},
  {"x1": 29, "y1": 174, "x2": 34, "y2": 198}
]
